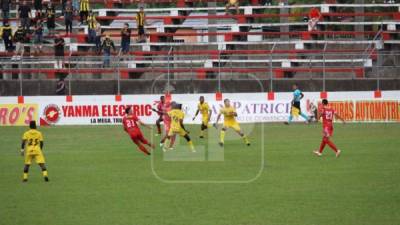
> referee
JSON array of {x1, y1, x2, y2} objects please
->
[{"x1": 284, "y1": 84, "x2": 310, "y2": 124}]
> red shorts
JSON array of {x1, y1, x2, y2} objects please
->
[
  {"x1": 129, "y1": 131, "x2": 148, "y2": 145},
  {"x1": 323, "y1": 126, "x2": 334, "y2": 137}
]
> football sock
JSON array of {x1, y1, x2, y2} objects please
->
[
  {"x1": 23, "y1": 173, "x2": 28, "y2": 180},
  {"x1": 42, "y1": 170, "x2": 48, "y2": 177},
  {"x1": 288, "y1": 115, "x2": 293, "y2": 123},
  {"x1": 169, "y1": 136, "x2": 176, "y2": 148},
  {"x1": 326, "y1": 140, "x2": 338, "y2": 152},
  {"x1": 138, "y1": 144, "x2": 150, "y2": 155},
  {"x1": 188, "y1": 140, "x2": 194, "y2": 150},
  {"x1": 220, "y1": 130, "x2": 225, "y2": 143},
  {"x1": 156, "y1": 124, "x2": 161, "y2": 134},
  {"x1": 319, "y1": 137, "x2": 327, "y2": 153},
  {"x1": 300, "y1": 112, "x2": 309, "y2": 121}
]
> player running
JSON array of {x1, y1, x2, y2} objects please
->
[
  {"x1": 313, "y1": 99, "x2": 345, "y2": 158},
  {"x1": 192, "y1": 96, "x2": 212, "y2": 138},
  {"x1": 164, "y1": 102, "x2": 195, "y2": 152},
  {"x1": 284, "y1": 84, "x2": 310, "y2": 124},
  {"x1": 123, "y1": 107, "x2": 155, "y2": 156},
  {"x1": 214, "y1": 99, "x2": 250, "y2": 147},
  {"x1": 20, "y1": 121, "x2": 49, "y2": 182},
  {"x1": 152, "y1": 96, "x2": 165, "y2": 136},
  {"x1": 159, "y1": 100, "x2": 172, "y2": 147}
]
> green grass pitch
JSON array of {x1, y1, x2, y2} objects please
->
[{"x1": 0, "y1": 123, "x2": 399, "y2": 225}]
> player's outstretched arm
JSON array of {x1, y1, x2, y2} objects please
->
[
  {"x1": 40, "y1": 141, "x2": 44, "y2": 150},
  {"x1": 20, "y1": 140, "x2": 26, "y2": 156},
  {"x1": 139, "y1": 120, "x2": 153, "y2": 130},
  {"x1": 208, "y1": 110, "x2": 212, "y2": 122},
  {"x1": 214, "y1": 113, "x2": 221, "y2": 128},
  {"x1": 193, "y1": 109, "x2": 199, "y2": 120},
  {"x1": 151, "y1": 108, "x2": 163, "y2": 115}
]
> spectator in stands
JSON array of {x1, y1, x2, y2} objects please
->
[
  {"x1": 64, "y1": 2, "x2": 74, "y2": 35},
  {"x1": 72, "y1": 0, "x2": 79, "y2": 14},
  {"x1": 94, "y1": 22, "x2": 102, "y2": 54},
  {"x1": 54, "y1": 35, "x2": 65, "y2": 68},
  {"x1": 33, "y1": 8, "x2": 44, "y2": 25},
  {"x1": 308, "y1": 7, "x2": 322, "y2": 31},
  {"x1": 225, "y1": 0, "x2": 239, "y2": 15},
  {"x1": 46, "y1": 2, "x2": 56, "y2": 35},
  {"x1": 1, "y1": 0, "x2": 11, "y2": 20},
  {"x1": 33, "y1": 20, "x2": 44, "y2": 54},
  {"x1": 136, "y1": 6, "x2": 146, "y2": 43},
  {"x1": 56, "y1": 77, "x2": 66, "y2": 95},
  {"x1": 18, "y1": 1, "x2": 32, "y2": 31},
  {"x1": 87, "y1": 10, "x2": 97, "y2": 43},
  {"x1": 61, "y1": 0, "x2": 68, "y2": 15},
  {"x1": 1, "y1": 21, "x2": 13, "y2": 52},
  {"x1": 13, "y1": 24, "x2": 27, "y2": 56},
  {"x1": 101, "y1": 35, "x2": 116, "y2": 68},
  {"x1": 34, "y1": 0, "x2": 43, "y2": 13},
  {"x1": 121, "y1": 23, "x2": 131, "y2": 55},
  {"x1": 80, "y1": 0, "x2": 90, "y2": 25}
]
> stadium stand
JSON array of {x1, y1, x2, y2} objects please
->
[{"x1": 0, "y1": 1, "x2": 399, "y2": 95}]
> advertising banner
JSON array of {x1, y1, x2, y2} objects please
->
[
  {"x1": 0, "y1": 104, "x2": 38, "y2": 126},
  {"x1": 0, "y1": 91, "x2": 399, "y2": 126}
]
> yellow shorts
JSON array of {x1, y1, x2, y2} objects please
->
[
  {"x1": 201, "y1": 116, "x2": 209, "y2": 126},
  {"x1": 168, "y1": 128, "x2": 187, "y2": 137},
  {"x1": 291, "y1": 106, "x2": 300, "y2": 117},
  {"x1": 223, "y1": 121, "x2": 241, "y2": 132},
  {"x1": 24, "y1": 151, "x2": 46, "y2": 165}
]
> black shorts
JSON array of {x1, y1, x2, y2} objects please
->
[
  {"x1": 292, "y1": 101, "x2": 301, "y2": 112},
  {"x1": 138, "y1": 26, "x2": 145, "y2": 35}
]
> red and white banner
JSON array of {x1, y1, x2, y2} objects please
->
[{"x1": 0, "y1": 91, "x2": 399, "y2": 126}]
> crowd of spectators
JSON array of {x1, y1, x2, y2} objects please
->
[{"x1": 0, "y1": 0, "x2": 397, "y2": 68}]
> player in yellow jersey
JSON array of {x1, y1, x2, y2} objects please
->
[
  {"x1": 20, "y1": 121, "x2": 49, "y2": 182},
  {"x1": 165, "y1": 102, "x2": 195, "y2": 152},
  {"x1": 192, "y1": 96, "x2": 212, "y2": 138},
  {"x1": 214, "y1": 99, "x2": 250, "y2": 147}
]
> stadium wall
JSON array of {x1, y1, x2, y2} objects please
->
[
  {"x1": 0, "y1": 91, "x2": 399, "y2": 126},
  {"x1": 1, "y1": 79, "x2": 400, "y2": 96}
]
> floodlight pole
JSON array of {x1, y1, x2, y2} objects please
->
[
  {"x1": 322, "y1": 42, "x2": 328, "y2": 92},
  {"x1": 270, "y1": 43, "x2": 276, "y2": 92},
  {"x1": 68, "y1": 51, "x2": 72, "y2": 96},
  {"x1": 167, "y1": 46, "x2": 173, "y2": 92}
]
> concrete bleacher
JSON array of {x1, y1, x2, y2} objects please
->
[{"x1": 0, "y1": 2, "x2": 399, "y2": 80}]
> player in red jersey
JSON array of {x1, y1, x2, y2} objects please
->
[
  {"x1": 159, "y1": 101, "x2": 172, "y2": 147},
  {"x1": 152, "y1": 96, "x2": 165, "y2": 136},
  {"x1": 313, "y1": 99, "x2": 345, "y2": 158},
  {"x1": 123, "y1": 107, "x2": 154, "y2": 155}
]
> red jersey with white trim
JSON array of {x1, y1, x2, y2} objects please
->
[
  {"x1": 321, "y1": 107, "x2": 336, "y2": 128},
  {"x1": 122, "y1": 115, "x2": 141, "y2": 134},
  {"x1": 156, "y1": 102, "x2": 163, "y2": 116}
]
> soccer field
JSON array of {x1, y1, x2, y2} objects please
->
[{"x1": 0, "y1": 123, "x2": 399, "y2": 225}]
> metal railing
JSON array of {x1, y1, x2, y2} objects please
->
[{"x1": 0, "y1": 51, "x2": 399, "y2": 95}]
